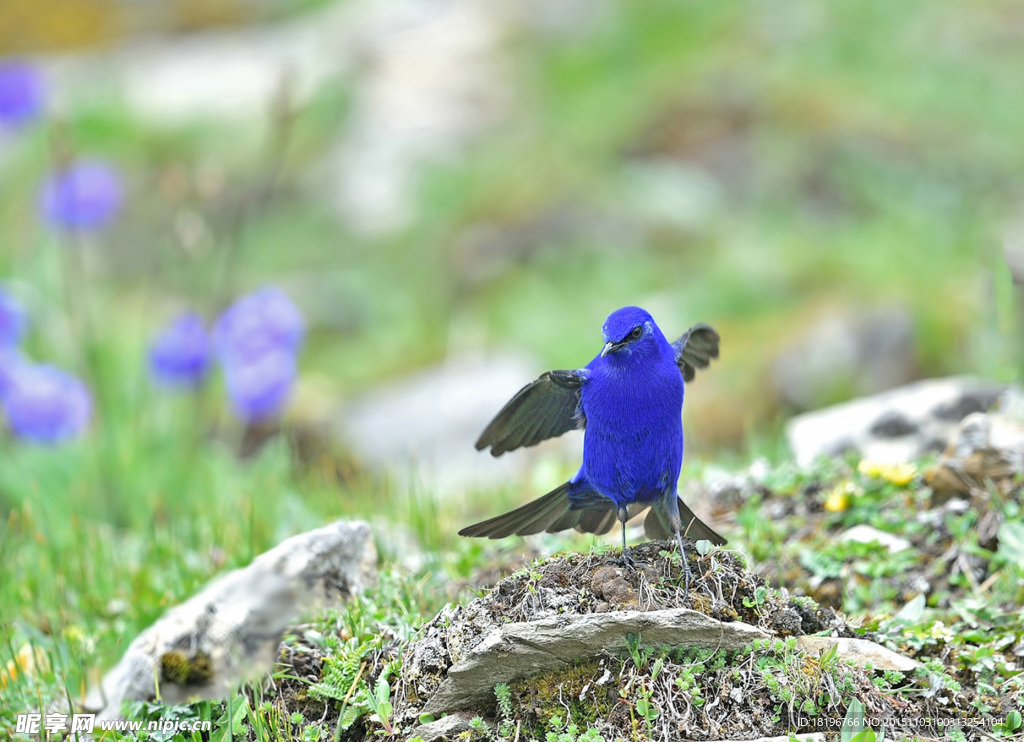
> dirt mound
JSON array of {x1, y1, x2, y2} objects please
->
[{"x1": 388, "y1": 544, "x2": 962, "y2": 740}]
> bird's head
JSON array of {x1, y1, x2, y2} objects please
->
[{"x1": 600, "y1": 306, "x2": 659, "y2": 358}]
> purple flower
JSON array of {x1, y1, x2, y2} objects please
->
[
  {"x1": 0, "y1": 287, "x2": 26, "y2": 348},
  {"x1": 214, "y1": 288, "x2": 305, "y2": 362},
  {"x1": 3, "y1": 364, "x2": 91, "y2": 443},
  {"x1": 0, "y1": 347, "x2": 26, "y2": 402},
  {"x1": 149, "y1": 312, "x2": 212, "y2": 389},
  {"x1": 222, "y1": 347, "x2": 296, "y2": 422},
  {"x1": 39, "y1": 160, "x2": 124, "y2": 231},
  {"x1": 0, "y1": 61, "x2": 44, "y2": 128}
]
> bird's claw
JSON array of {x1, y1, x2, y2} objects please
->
[{"x1": 615, "y1": 548, "x2": 648, "y2": 570}]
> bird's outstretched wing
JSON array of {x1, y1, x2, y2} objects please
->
[
  {"x1": 671, "y1": 323, "x2": 720, "y2": 382},
  {"x1": 475, "y1": 369, "x2": 585, "y2": 457},
  {"x1": 459, "y1": 481, "x2": 619, "y2": 538}
]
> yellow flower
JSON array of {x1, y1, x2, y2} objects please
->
[
  {"x1": 0, "y1": 644, "x2": 49, "y2": 689},
  {"x1": 858, "y1": 460, "x2": 917, "y2": 486},
  {"x1": 824, "y1": 481, "x2": 857, "y2": 512}
]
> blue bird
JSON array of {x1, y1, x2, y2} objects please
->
[{"x1": 460, "y1": 306, "x2": 726, "y2": 595}]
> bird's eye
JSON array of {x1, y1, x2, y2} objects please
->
[{"x1": 630, "y1": 326, "x2": 643, "y2": 340}]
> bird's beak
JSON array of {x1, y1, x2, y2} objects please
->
[{"x1": 601, "y1": 341, "x2": 620, "y2": 357}]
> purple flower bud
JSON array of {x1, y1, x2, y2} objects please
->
[
  {"x1": 149, "y1": 312, "x2": 212, "y2": 389},
  {"x1": 0, "y1": 287, "x2": 26, "y2": 348},
  {"x1": 3, "y1": 364, "x2": 91, "y2": 443},
  {"x1": 214, "y1": 287, "x2": 305, "y2": 362},
  {"x1": 0, "y1": 61, "x2": 44, "y2": 129},
  {"x1": 39, "y1": 160, "x2": 124, "y2": 231},
  {"x1": 222, "y1": 346, "x2": 296, "y2": 422}
]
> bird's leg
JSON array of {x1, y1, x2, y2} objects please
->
[
  {"x1": 616, "y1": 507, "x2": 636, "y2": 569},
  {"x1": 668, "y1": 507, "x2": 693, "y2": 601},
  {"x1": 676, "y1": 530, "x2": 692, "y2": 602}
]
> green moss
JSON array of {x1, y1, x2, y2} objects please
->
[{"x1": 508, "y1": 660, "x2": 616, "y2": 736}]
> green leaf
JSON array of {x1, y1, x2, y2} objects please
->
[
  {"x1": 892, "y1": 593, "x2": 925, "y2": 624},
  {"x1": 841, "y1": 698, "x2": 867, "y2": 742},
  {"x1": 997, "y1": 521, "x2": 1024, "y2": 563},
  {"x1": 850, "y1": 730, "x2": 876, "y2": 742}
]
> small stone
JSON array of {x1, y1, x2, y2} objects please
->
[
  {"x1": 839, "y1": 525, "x2": 911, "y2": 553},
  {"x1": 408, "y1": 712, "x2": 478, "y2": 741},
  {"x1": 797, "y1": 636, "x2": 919, "y2": 673}
]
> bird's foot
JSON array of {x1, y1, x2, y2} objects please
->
[{"x1": 615, "y1": 547, "x2": 647, "y2": 570}]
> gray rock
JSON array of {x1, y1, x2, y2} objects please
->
[
  {"x1": 87, "y1": 520, "x2": 375, "y2": 719},
  {"x1": 786, "y1": 376, "x2": 1011, "y2": 467},
  {"x1": 423, "y1": 608, "x2": 769, "y2": 714},
  {"x1": 796, "y1": 636, "x2": 919, "y2": 673},
  {"x1": 772, "y1": 306, "x2": 918, "y2": 411},
  {"x1": 408, "y1": 712, "x2": 479, "y2": 741},
  {"x1": 337, "y1": 351, "x2": 580, "y2": 492}
]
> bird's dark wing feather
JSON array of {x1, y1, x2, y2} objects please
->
[
  {"x1": 577, "y1": 506, "x2": 617, "y2": 535},
  {"x1": 671, "y1": 323, "x2": 721, "y2": 382},
  {"x1": 644, "y1": 496, "x2": 727, "y2": 546},
  {"x1": 461, "y1": 481, "x2": 616, "y2": 538},
  {"x1": 459, "y1": 482, "x2": 576, "y2": 538},
  {"x1": 460, "y1": 481, "x2": 671, "y2": 540},
  {"x1": 475, "y1": 369, "x2": 585, "y2": 457}
]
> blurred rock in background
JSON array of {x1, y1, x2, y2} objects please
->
[
  {"x1": 336, "y1": 350, "x2": 582, "y2": 492},
  {"x1": 786, "y1": 376, "x2": 1013, "y2": 467}
]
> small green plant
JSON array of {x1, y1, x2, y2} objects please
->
[
  {"x1": 996, "y1": 710, "x2": 1023, "y2": 735},
  {"x1": 543, "y1": 714, "x2": 606, "y2": 742},
  {"x1": 366, "y1": 673, "x2": 394, "y2": 735},
  {"x1": 468, "y1": 715, "x2": 493, "y2": 740},
  {"x1": 635, "y1": 686, "x2": 661, "y2": 724},
  {"x1": 495, "y1": 682, "x2": 516, "y2": 739},
  {"x1": 625, "y1": 632, "x2": 652, "y2": 669},
  {"x1": 742, "y1": 585, "x2": 769, "y2": 609}
]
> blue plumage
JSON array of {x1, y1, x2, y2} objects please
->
[
  {"x1": 461, "y1": 306, "x2": 725, "y2": 595},
  {"x1": 575, "y1": 307, "x2": 683, "y2": 510}
]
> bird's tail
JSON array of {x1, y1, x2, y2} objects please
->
[
  {"x1": 644, "y1": 496, "x2": 727, "y2": 546},
  {"x1": 459, "y1": 481, "x2": 618, "y2": 539}
]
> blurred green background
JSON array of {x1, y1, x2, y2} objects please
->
[{"x1": 2, "y1": 0, "x2": 1023, "y2": 718}]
